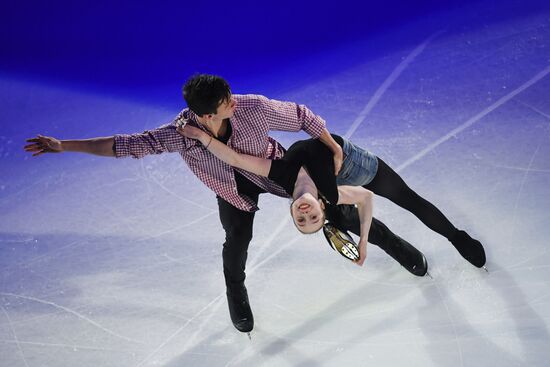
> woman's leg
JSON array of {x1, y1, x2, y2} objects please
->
[
  {"x1": 324, "y1": 203, "x2": 428, "y2": 276},
  {"x1": 364, "y1": 158, "x2": 486, "y2": 267},
  {"x1": 364, "y1": 158, "x2": 457, "y2": 239}
]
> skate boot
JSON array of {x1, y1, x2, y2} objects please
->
[
  {"x1": 226, "y1": 283, "x2": 254, "y2": 333},
  {"x1": 322, "y1": 223, "x2": 360, "y2": 262},
  {"x1": 382, "y1": 234, "x2": 428, "y2": 277},
  {"x1": 449, "y1": 230, "x2": 486, "y2": 268}
]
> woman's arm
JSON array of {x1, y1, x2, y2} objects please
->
[
  {"x1": 178, "y1": 124, "x2": 272, "y2": 177},
  {"x1": 336, "y1": 186, "x2": 374, "y2": 266}
]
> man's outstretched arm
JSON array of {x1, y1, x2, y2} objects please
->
[
  {"x1": 25, "y1": 123, "x2": 187, "y2": 159},
  {"x1": 25, "y1": 135, "x2": 115, "y2": 157}
]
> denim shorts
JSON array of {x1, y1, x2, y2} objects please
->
[{"x1": 336, "y1": 138, "x2": 379, "y2": 187}]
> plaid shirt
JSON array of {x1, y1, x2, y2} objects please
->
[{"x1": 113, "y1": 94, "x2": 326, "y2": 212}]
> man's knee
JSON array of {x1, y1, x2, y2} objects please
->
[
  {"x1": 222, "y1": 227, "x2": 252, "y2": 286},
  {"x1": 224, "y1": 226, "x2": 253, "y2": 249}
]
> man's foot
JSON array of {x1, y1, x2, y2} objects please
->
[
  {"x1": 449, "y1": 230, "x2": 486, "y2": 268},
  {"x1": 384, "y1": 235, "x2": 428, "y2": 277},
  {"x1": 226, "y1": 284, "x2": 254, "y2": 333}
]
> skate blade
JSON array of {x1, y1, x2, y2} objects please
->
[
  {"x1": 247, "y1": 332, "x2": 252, "y2": 340},
  {"x1": 482, "y1": 266, "x2": 489, "y2": 273},
  {"x1": 426, "y1": 271, "x2": 433, "y2": 279}
]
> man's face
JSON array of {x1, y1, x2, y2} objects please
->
[{"x1": 213, "y1": 95, "x2": 237, "y2": 120}]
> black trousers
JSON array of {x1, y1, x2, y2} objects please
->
[
  {"x1": 218, "y1": 194, "x2": 408, "y2": 291},
  {"x1": 217, "y1": 193, "x2": 259, "y2": 291}
]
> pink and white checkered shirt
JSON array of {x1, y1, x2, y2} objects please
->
[{"x1": 114, "y1": 94, "x2": 326, "y2": 212}]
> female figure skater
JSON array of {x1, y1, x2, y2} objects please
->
[{"x1": 178, "y1": 124, "x2": 486, "y2": 269}]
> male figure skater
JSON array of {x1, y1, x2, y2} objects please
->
[{"x1": 24, "y1": 74, "x2": 426, "y2": 334}]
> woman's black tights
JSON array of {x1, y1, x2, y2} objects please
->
[{"x1": 364, "y1": 158, "x2": 457, "y2": 240}]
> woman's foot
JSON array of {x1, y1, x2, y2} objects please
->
[
  {"x1": 385, "y1": 235, "x2": 428, "y2": 277},
  {"x1": 449, "y1": 230, "x2": 486, "y2": 267}
]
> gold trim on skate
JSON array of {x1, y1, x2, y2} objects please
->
[{"x1": 322, "y1": 223, "x2": 360, "y2": 262}]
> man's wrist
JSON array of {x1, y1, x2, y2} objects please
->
[{"x1": 59, "y1": 140, "x2": 70, "y2": 152}]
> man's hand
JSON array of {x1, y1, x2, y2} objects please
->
[
  {"x1": 317, "y1": 127, "x2": 343, "y2": 175},
  {"x1": 355, "y1": 237, "x2": 367, "y2": 267},
  {"x1": 333, "y1": 145, "x2": 343, "y2": 176},
  {"x1": 24, "y1": 135, "x2": 63, "y2": 156}
]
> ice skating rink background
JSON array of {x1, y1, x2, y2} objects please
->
[{"x1": 1, "y1": 0, "x2": 549, "y2": 366}]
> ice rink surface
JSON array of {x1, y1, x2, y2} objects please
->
[{"x1": 1, "y1": 1, "x2": 550, "y2": 366}]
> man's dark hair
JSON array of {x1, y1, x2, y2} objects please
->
[{"x1": 182, "y1": 74, "x2": 231, "y2": 116}]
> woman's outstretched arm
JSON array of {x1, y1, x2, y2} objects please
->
[
  {"x1": 336, "y1": 186, "x2": 374, "y2": 266},
  {"x1": 178, "y1": 124, "x2": 272, "y2": 177}
]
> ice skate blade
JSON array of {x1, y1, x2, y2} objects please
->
[
  {"x1": 247, "y1": 332, "x2": 251, "y2": 340},
  {"x1": 426, "y1": 271, "x2": 433, "y2": 279},
  {"x1": 482, "y1": 266, "x2": 489, "y2": 273}
]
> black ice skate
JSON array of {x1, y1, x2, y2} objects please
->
[
  {"x1": 226, "y1": 283, "x2": 254, "y2": 335},
  {"x1": 449, "y1": 230, "x2": 486, "y2": 268},
  {"x1": 382, "y1": 233, "x2": 428, "y2": 277},
  {"x1": 322, "y1": 223, "x2": 360, "y2": 262}
]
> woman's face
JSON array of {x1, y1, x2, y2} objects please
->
[{"x1": 290, "y1": 193, "x2": 325, "y2": 233}]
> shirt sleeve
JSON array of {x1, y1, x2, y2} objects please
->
[
  {"x1": 113, "y1": 123, "x2": 186, "y2": 159},
  {"x1": 257, "y1": 95, "x2": 326, "y2": 138},
  {"x1": 302, "y1": 140, "x2": 339, "y2": 204},
  {"x1": 268, "y1": 159, "x2": 298, "y2": 196}
]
